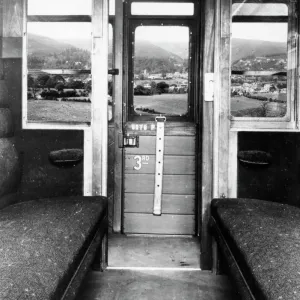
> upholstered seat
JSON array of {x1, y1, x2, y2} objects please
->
[
  {"x1": 0, "y1": 196, "x2": 107, "y2": 300},
  {"x1": 211, "y1": 198, "x2": 300, "y2": 300}
]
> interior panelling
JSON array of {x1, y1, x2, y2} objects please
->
[
  {"x1": 125, "y1": 155, "x2": 195, "y2": 174},
  {"x1": 18, "y1": 130, "x2": 84, "y2": 201},
  {"x1": 124, "y1": 213, "x2": 195, "y2": 235},
  {"x1": 125, "y1": 136, "x2": 195, "y2": 155},
  {"x1": 238, "y1": 132, "x2": 299, "y2": 206},
  {"x1": 124, "y1": 194, "x2": 195, "y2": 214}
]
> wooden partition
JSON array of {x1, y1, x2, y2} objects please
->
[{"x1": 123, "y1": 131, "x2": 196, "y2": 235}]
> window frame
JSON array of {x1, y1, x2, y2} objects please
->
[
  {"x1": 22, "y1": 1, "x2": 93, "y2": 129},
  {"x1": 229, "y1": 0, "x2": 298, "y2": 130},
  {"x1": 125, "y1": 0, "x2": 199, "y2": 122},
  {"x1": 22, "y1": 0, "x2": 115, "y2": 129}
]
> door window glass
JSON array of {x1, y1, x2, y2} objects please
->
[
  {"x1": 133, "y1": 26, "x2": 190, "y2": 117},
  {"x1": 131, "y1": 2, "x2": 194, "y2": 16}
]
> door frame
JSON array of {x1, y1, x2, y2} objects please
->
[{"x1": 112, "y1": 0, "x2": 203, "y2": 235}]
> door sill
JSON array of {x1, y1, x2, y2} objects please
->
[
  {"x1": 107, "y1": 266, "x2": 202, "y2": 271},
  {"x1": 123, "y1": 233, "x2": 196, "y2": 238}
]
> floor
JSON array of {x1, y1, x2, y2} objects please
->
[
  {"x1": 76, "y1": 235, "x2": 238, "y2": 300},
  {"x1": 108, "y1": 234, "x2": 201, "y2": 269}
]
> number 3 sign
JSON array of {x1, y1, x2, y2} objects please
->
[{"x1": 133, "y1": 155, "x2": 150, "y2": 170}]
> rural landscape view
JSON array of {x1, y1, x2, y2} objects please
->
[{"x1": 27, "y1": 25, "x2": 288, "y2": 122}]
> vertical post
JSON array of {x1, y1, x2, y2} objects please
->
[
  {"x1": 113, "y1": 0, "x2": 124, "y2": 232},
  {"x1": 213, "y1": 0, "x2": 220, "y2": 200},
  {"x1": 92, "y1": 0, "x2": 109, "y2": 196},
  {"x1": 217, "y1": 0, "x2": 231, "y2": 197},
  {"x1": 213, "y1": 0, "x2": 231, "y2": 198},
  {"x1": 22, "y1": 0, "x2": 28, "y2": 128},
  {"x1": 0, "y1": 0, "x2": 3, "y2": 77},
  {"x1": 228, "y1": 131, "x2": 238, "y2": 198},
  {"x1": 200, "y1": 0, "x2": 215, "y2": 270}
]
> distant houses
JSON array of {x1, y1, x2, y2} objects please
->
[{"x1": 135, "y1": 71, "x2": 188, "y2": 80}]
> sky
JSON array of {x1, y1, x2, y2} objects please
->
[
  {"x1": 27, "y1": 1, "x2": 287, "y2": 43},
  {"x1": 135, "y1": 26, "x2": 190, "y2": 43},
  {"x1": 232, "y1": 23, "x2": 287, "y2": 43}
]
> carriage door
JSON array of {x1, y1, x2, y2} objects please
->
[{"x1": 122, "y1": 2, "x2": 199, "y2": 235}]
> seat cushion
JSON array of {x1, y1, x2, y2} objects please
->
[
  {"x1": 0, "y1": 196, "x2": 107, "y2": 300},
  {"x1": 211, "y1": 198, "x2": 300, "y2": 300}
]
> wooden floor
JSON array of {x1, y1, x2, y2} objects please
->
[
  {"x1": 76, "y1": 269, "x2": 238, "y2": 300},
  {"x1": 76, "y1": 234, "x2": 238, "y2": 299},
  {"x1": 108, "y1": 234, "x2": 201, "y2": 269}
]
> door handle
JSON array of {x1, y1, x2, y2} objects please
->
[{"x1": 118, "y1": 134, "x2": 139, "y2": 148}]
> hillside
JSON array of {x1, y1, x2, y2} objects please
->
[
  {"x1": 135, "y1": 40, "x2": 183, "y2": 62},
  {"x1": 28, "y1": 33, "x2": 75, "y2": 55},
  {"x1": 231, "y1": 38, "x2": 286, "y2": 63},
  {"x1": 27, "y1": 33, "x2": 287, "y2": 72},
  {"x1": 154, "y1": 41, "x2": 189, "y2": 59}
]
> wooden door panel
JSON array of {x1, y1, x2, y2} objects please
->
[
  {"x1": 124, "y1": 174, "x2": 195, "y2": 194},
  {"x1": 125, "y1": 136, "x2": 195, "y2": 155},
  {"x1": 124, "y1": 213, "x2": 195, "y2": 235},
  {"x1": 124, "y1": 193, "x2": 195, "y2": 214},
  {"x1": 125, "y1": 155, "x2": 195, "y2": 174}
]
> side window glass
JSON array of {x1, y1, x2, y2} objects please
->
[
  {"x1": 27, "y1": 22, "x2": 92, "y2": 123},
  {"x1": 108, "y1": 23, "x2": 113, "y2": 122},
  {"x1": 231, "y1": 3, "x2": 288, "y2": 118}
]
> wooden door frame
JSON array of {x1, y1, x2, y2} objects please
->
[
  {"x1": 113, "y1": 0, "x2": 203, "y2": 234},
  {"x1": 112, "y1": 0, "x2": 124, "y2": 232}
]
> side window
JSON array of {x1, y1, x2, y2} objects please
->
[
  {"x1": 25, "y1": 0, "x2": 92, "y2": 125},
  {"x1": 231, "y1": 3, "x2": 289, "y2": 120},
  {"x1": 25, "y1": 0, "x2": 115, "y2": 126},
  {"x1": 26, "y1": 22, "x2": 92, "y2": 123}
]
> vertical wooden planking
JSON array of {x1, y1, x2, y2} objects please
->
[
  {"x1": 289, "y1": 1, "x2": 298, "y2": 127},
  {"x1": 92, "y1": 0, "x2": 109, "y2": 196},
  {"x1": 213, "y1": 0, "x2": 220, "y2": 199},
  {"x1": 218, "y1": 0, "x2": 231, "y2": 197},
  {"x1": 3, "y1": 0, "x2": 23, "y2": 132},
  {"x1": 113, "y1": 0, "x2": 123, "y2": 232},
  {"x1": 22, "y1": 0, "x2": 27, "y2": 128},
  {"x1": 84, "y1": 128, "x2": 93, "y2": 196},
  {"x1": 228, "y1": 131, "x2": 237, "y2": 198},
  {"x1": 3, "y1": 0, "x2": 23, "y2": 37},
  {"x1": 201, "y1": 0, "x2": 215, "y2": 271},
  {"x1": 0, "y1": 0, "x2": 3, "y2": 79}
]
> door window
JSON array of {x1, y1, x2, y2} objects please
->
[{"x1": 132, "y1": 25, "x2": 190, "y2": 117}]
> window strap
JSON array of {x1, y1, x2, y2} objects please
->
[{"x1": 153, "y1": 116, "x2": 166, "y2": 216}]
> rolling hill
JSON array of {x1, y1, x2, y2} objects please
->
[
  {"x1": 135, "y1": 40, "x2": 183, "y2": 62},
  {"x1": 28, "y1": 34, "x2": 182, "y2": 61},
  {"x1": 154, "y1": 41, "x2": 189, "y2": 60},
  {"x1": 28, "y1": 33, "x2": 286, "y2": 70},
  {"x1": 28, "y1": 34, "x2": 75, "y2": 56},
  {"x1": 231, "y1": 38, "x2": 286, "y2": 63}
]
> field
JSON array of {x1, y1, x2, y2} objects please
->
[
  {"x1": 28, "y1": 100, "x2": 114, "y2": 122},
  {"x1": 231, "y1": 96, "x2": 264, "y2": 112},
  {"x1": 134, "y1": 94, "x2": 188, "y2": 115},
  {"x1": 28, "y1": 94, "x2": 283, "y2": 122},
  {"x1": 28, "y1": 100, "x2": 91, "y2": 123},
  {"x1": 135, "y1": 79, "x2": 188, "y2": 86}
]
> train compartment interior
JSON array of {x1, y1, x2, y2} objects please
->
[{"x1": 0, "y1": 0, "x2": 299, "y2": 299}]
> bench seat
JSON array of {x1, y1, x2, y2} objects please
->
[
  {"x1": 210, "y1": 198, "x2": 300, "y2": 300},
  {"x1": 0, "y1": 196, "x2": 107, "y2": 300}
]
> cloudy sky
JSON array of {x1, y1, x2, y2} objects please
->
[{"x1": 27, "y1": 1, "x2": 287, "y2": 43}]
